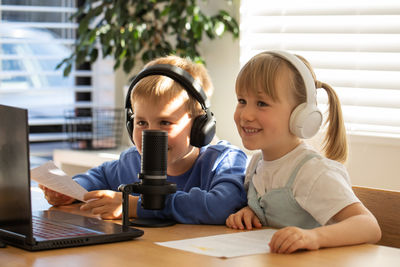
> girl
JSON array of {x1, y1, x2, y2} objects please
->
[{"x1": 226, "y1": 50, "x2": 381, "y2": 253}]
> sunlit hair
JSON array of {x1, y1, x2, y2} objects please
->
[
  {"x1": 236, "y1": 52, "x2": 348, "y2": 163},
  {"x1": 130, "y1": 55, "x2": 213, "y2": 118}
]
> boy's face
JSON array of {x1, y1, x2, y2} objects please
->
[
  {"x1": 234, "y1": 70, "x2": 300, "y2": 161},
  {"x1": 132, "y1": 95, "x2": 198, "y2": 175}
]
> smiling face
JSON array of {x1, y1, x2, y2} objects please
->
[
  {"x1": 132, "y1": 94, "x2": 199, "y2": 176},
  {"x1": 234, "y1": 65, "x2": 301, "y2": 161}
]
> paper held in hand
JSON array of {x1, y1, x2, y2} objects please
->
[{"x1": 30, "y1": 161, "x2": 88, "y2": 202}]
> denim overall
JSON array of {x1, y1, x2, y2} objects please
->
[{"x1": 248, "y1": 154, "x2": 321, "y2": 229}]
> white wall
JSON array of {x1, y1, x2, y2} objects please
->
[
  {"x1": 198, "y1": 0, "x2": 243, "y2": 150},
  {"x1": 346, "y1": 135, "x2": 400, "y2": 190}
]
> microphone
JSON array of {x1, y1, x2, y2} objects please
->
[
  {"x1": 119, "y1": 130, "x2": 176, "y2": 227},
  {"x1": 137, "y1": 130, "x2": 175, "y2": 209}
]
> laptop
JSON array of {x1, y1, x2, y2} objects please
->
[{"x1": 0, "y1": 104, "x2": 144, "y2": 251}]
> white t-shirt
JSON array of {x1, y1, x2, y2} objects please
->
[{"x1": 245, "y1": 142, "x2": 359, "y2": 225}]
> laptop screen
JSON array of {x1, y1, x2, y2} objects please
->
[{"x1": 0, "y1": 104, "x2": 32, "y2": 238}]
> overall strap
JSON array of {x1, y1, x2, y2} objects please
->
[
  {"x1": 249, "y1": 153, "x2": 263, "y2": 175},
  {"x1": 244, "y1": 152, "x2": 263, "y2": 188},
  {"x1": 285, "y1": 153, "x2": 320, "y2": 188}
]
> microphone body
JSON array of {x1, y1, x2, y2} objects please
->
[{"x1": 134, "y1": 130, "x2": 176, "y2": 210}]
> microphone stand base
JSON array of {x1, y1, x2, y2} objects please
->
[{"x1": 129, "y1": 218, "x2": 176, "y2": 228}]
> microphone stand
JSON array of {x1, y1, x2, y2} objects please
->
[{"x1": 118, "y1": 181, "x2": 177, "y2": 228}]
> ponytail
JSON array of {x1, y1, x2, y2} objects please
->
[{"x1": 317, "y1": 81, "x2": 348, "y2": 163}]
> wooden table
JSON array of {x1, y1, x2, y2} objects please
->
[{"x1": 1, "y1": 189, "x2": 400, "y2": 267}]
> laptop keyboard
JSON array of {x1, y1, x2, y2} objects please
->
[{"x1": 32, "y1": 216, "x2": 101, "y2": 239}]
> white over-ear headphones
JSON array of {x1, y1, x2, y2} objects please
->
[{"x1": 268, "y1": 50, "x2": 323, "y2": 139}]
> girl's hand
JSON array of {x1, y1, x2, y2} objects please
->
[
  {"x1": 269, "y1": 226, "x2": 319, "y2": 254},
  {"x1": 38, "y1": 184, "x2": 76, "y2": 206},
  {"x1": 80, "y1": 190, "x2": 138, "y2": 220},
  {"x1": 225, "y1": 206, "x2": 262, "y2": 230}
]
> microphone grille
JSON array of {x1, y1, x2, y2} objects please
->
[{"x1": 141, "y1": 130, "x2": 168, "y2": 176}]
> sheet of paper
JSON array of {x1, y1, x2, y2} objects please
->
[
  {"x1": 155, "y1": 229, "x2": 277, "y2": 258},
  {"x1": 30, "y1": 161, "x2": 88, "y2": 202},
  {"x1": 31, "y1": 186, "x2": 52, "y2": 211}
]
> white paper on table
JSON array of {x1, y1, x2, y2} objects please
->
[
  {"x1": 155, "y1": 229, "x2": 277, "y2": 258},
  {"x1": 30, "y1": 161, "x2": 88, "y2": 202}
]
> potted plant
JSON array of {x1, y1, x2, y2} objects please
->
[{"x1": 57, "y1": 0, "x2": 239, "y2": 76}]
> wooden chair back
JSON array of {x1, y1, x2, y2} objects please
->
[{"x1": 352, "y1": 186, "x2": 400, "y2": 248}]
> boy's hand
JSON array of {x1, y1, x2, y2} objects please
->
[
  {"x1": 80, "y1": 190, "x2": 138, "y2": 220},
  {"x1": 38, "y1": 184, "x2": 76, "y2": 206},
  {"x1": 225, "y1": 206, "x2": 262, "y2": 230},
  {"x1": 269, "y1": 226, "x2": 319, "y2": 254}
]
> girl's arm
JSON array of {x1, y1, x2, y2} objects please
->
[{"x1": 269, "y1": 202, "x2": 381, "y2": 253}]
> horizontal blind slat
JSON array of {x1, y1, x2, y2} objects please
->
[
  {"x1": 314, "y1": 69, "x2": 400, "y2": 90},
  {"x1": 2, "y1": 22, "x2": 78, "y2": 29},
  {"x1": 243, "y1": 0, "x2": 400, "y2": 16},
  {"x1": 0, "y1": 5, "x2": 77, "y2": 13},
  {"x1": 318, "y1": 88, "x2": 400, "y2": 109},
  {"x1": 245, "y1": 16, "x2": 400, "y2": 34},
  {"x1": 241, "y1": 33, "x2": 400, "y2": 52}
]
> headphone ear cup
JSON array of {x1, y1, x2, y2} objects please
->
[
  {"x1": 190, "y1": 114, "x2": 216, "y2": 147},
  {"x1": 289, "y1": 103, "x2": 323, "y2": 139}
]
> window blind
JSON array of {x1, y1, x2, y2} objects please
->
[
  {"x1": 0, "y1": 1, "x2": 94, "y2": 144},
  {"x1": 240, "y1": 0, "x2": 400, "y2": 138}
]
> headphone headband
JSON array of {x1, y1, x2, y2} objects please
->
[
  {"x1": 268, "y1": 50, "x2": 317, "y2": 107},
  {"x1": 264, "y1": 50, "x2": 322, "y2": 139},
  {"x1": 125, "y1": 64, "x2": 210, "y2": 111}
]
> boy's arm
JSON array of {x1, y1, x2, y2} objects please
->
[
  {"x1": 137, "y1": 149, "x2": 248, "y2": 224},
  {"x1": 73, "y1": 163, "x2": 112, "y2": 191},
  {"x1": 73, "y1": 148, "x2": 141, "y2": 191}
]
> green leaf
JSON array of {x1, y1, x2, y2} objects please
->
[
  {"x1": 214, "y1": 21, "x2": 225, "y2": 36},
  {"x1": 123, "y1": 58, "x2": 135, "y2": 73},
  {"x1": 55, "y1": 57, "x2": 69, "y2": 70},
  {"x1": 119, "y1": 49, "x2": 127, "y2": 60},
  {"x1": 78, "y1": 17, "x2": 90, "y2": 35},
  {"x1": 63, "y1": 64, "x2": 72, "y2": 77},
  {"x1": 90, "y1": 48, "x2": 99, "y2": 62},
  {"x1": 113, "y1": 59, "x2": 121, "y2": 70}
]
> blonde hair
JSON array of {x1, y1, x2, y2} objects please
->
[
  {"x1": 130, "y1": 55, "x2": 213, "y2": 117},
  {"x1": 236, "y1": 52, "x2": 348, "y2": 163}
]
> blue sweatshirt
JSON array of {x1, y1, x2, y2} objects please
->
[{"x1": 73, "y1": 140, "x2": 248, "y2": 224}]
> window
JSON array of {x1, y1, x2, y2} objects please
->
[
  {"x1": 0, "y1": 1, "x2": 78, "y2": 150},
  {"x1": 0, "y1": 1, "x2": 115, "y2": 160},
  {"x1": 240, "y1": 0, "x2": 400, "y2": 139}
]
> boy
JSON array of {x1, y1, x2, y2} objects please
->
[{"x1": 39, "y1": 55, "x2": 247, "y2": 224}]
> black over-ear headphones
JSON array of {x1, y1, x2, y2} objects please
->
[{"x1": 125, "y1": 64, "x2": 216, "y2": 148}]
